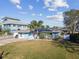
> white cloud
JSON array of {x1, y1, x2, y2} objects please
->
[
  {"x1": 47, "y1": 12, "x2": 64, "y2": 21},
  {"x1": 32, "y1": 13, "x2": 36, "y2": 16},
  {"x1": 36, "y1": 0, "x2": 39, "y2": 2},
  {"x1": 48, "y1": 8, "x2": 57, "y2": 11},
  {"x1": 39, "y1": 13, "x2": 43, "y2": 16},
  {"x1": 10, "y1": 0, "x2": 21, "y2": 4},
  {"x1": 10, "y1": 0, "x2": 22, "y2": 9},
  {"x1": 19, "y1": 11, "x2": 27, "y2": 14},
  {"x1": 28, "y1": 5, "x2": 33, "y2": 10},
  {"x1": 16, "y1": 5, "x2": 22, "y2": 9},
  {"x1": 44, "y1": 0, "x2": 69, "y2": 11}
]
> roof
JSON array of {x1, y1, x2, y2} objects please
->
[
  {"x1": 11, "y1": 30, "x2": 31, "y2": 33},
  {"x1": 2, "y1": 17, "x2": 20, "y2": 21},
  {"x1": 34, "y1": 28, "x2": 52, "y2": 32},
  {"x1": 17, "y1": 30, "x2": 30, "y2": 33},
  {"x1": 2, "y1": 17, "x2": 27, "y2": 25}
]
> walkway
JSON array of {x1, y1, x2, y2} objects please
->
[{"x1": 0, "y1": 38, "x2": 26, "y2": 46}]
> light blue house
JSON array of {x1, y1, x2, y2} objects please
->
[
  {"x1": 0, "y1": 17, "x2": 35, "y2": 39},
  {"x1": 1, "y1": 17, "x2": 27, "y2": 31},
  {"x1": 51, "y1": 27, "x2": 62, "y2": 39}
]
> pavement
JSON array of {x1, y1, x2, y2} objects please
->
[
  {"x1": 0, "y1": 38, "x2": 53, "y2": 46},
  {"x1": 0, "y1": 38, "x2": 26, "y2": 46}
]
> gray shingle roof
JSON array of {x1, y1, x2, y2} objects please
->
[{"x1": 2, "y1": 17, "x2": 27, "y2": 25}]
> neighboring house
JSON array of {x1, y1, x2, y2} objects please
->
[
  {"x1": 13, "y1": 30, "x2": 34, "y2": 40},
  {"x1": 52, "y1": 31, "x2": 61, "y2": 39},
  {"x1": 34, "y1": 28, "x2": 52, "y2": 39},
  {"x1": 0, "y1": 17, "x2": 35, "y2": 39},
  {"x1": 34, "y1": 27, "x2": 62, "y2": 39},
  {"x1": 52, "y1": 30, "x2": 62, "y2": 39},
  {"x1": 49, "y1": 26, "x2": 63, "y2": 39},
  {"x1": 1, "y1": 17, "x2": 28, "y2": 31}
]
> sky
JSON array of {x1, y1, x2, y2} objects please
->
[{"x1": 0, "y1": 0, "x2": 79, "y2": 27}]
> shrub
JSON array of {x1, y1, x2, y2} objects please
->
[
  {"x1": 38, "y1": 32, "x2": 45, "y2": 39},
  {"x1": 70, "y1": 33, "x2": 79, "y2": 43},
  {"x1": 0, "y1": 29, "x2": 11, "y2": 36}
]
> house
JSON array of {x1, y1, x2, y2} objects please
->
[
  {"x1": 49, "y1": 26, "x2": 63, "y2": 39},
  {"x1": 1, "y1": 17, "x2": 28, "y2": 32},
  {"x1": 34, "y1": 28, "x2": 52, "y2": 39},
  {"x1": 13, "y1": 30, "x2": 34, "y2": 40},
  {"x1": 33, "y1": 27, "x2": 62, "y2": 39},
  {"x1": 0, "y1": 17, "x2": 35, "y2": 39}
]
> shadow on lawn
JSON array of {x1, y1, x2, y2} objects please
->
[
  {"x1": 0, "y1": 51, "x2": 4, "y2": 59},
  {"x1": 0, "y1": 51, "x2": 10, "y2": 59},
  {"x1": 52, "y1": 40, "x2": 79, "y2": 54},
  {"x1": 63, "y1": 42, "x2": 79, "y2": 54}
]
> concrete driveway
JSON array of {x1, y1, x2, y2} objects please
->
[{"x1": 0, "y1": 38, "x2": 26, "y2": 46}]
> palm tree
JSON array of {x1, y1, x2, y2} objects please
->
[
  {"x1": 38, "y1": 20, "x2": 43, "y2": 28},
  {"x1": 27, "y1": 20, "x2": 44, "y2": 31},
  {"x1": 45, "y1": 25, "x2": 49, "y2": 29},
  {"x1": 27, "y1": 20, "x2": 44, "y2": 39}
]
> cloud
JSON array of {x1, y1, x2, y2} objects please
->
[
  {"x1": 39, "y1": 13, "x2": 43, "y2": 16},
  {"x1": 16, "y1": 5, "x2": 22, "y2": 9},
  {"x1": 10, "y1": 0, "x2": 22, "y2": 9},
  {"x1": 36, "y1": 0, "x2": 39, "y2": 2},
  {"x1": 19, "y1": 11, "x2": 27, "y2": 14},
  {"x1": 32, "y1": 13, "x2": 36, "y2": 16},
  {"x1": 55, "y1": 0, "x2": 69, "y2": 8},
  {"x1": 48, "y1": 8, "x2": 57, "y2": 11},
  {"x1": 47, "y1": 12, "x2": 64, "y2": 21},
  {"x1": 28, "y1": 5, "x2": 33, "y2": 10},
  {"x1": 44, "y1": 0, "x2": 69, "y2": 11}
]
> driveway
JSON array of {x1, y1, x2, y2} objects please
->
[{"x1": 0, "y1": 38, "x2": 26, "y2": 46}]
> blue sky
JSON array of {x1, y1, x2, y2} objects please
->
[{"x1": 0, "y1": 0, "x2": 79, "y2": 27}]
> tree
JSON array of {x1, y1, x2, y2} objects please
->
[
  {"x1": 63, "y1": 9, "x2": 79, "y2": 33},
  {"x1": 27, "y1": 20, "x2": 44, "y2": 39},
  {"x1": 38, "y1": 20, "x2": 43, "y2": 28},
  {"x1": 45, "y1": 25, "x2": 50, "y2": 29},
  {"x1": 27, "y1": 20, "x2": 44, "y2": 31}
]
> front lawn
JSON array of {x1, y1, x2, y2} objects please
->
[{"x1": 0, "y1": 40, "x2": 79, "y2": 59}]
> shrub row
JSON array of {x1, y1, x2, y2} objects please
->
[{"x1": 70, "y1": 33, "x2": 79, "y2": 43}]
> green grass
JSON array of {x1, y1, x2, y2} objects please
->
[{"x1": 0, "y1": 40, "x2": 79, "y2": 59}]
